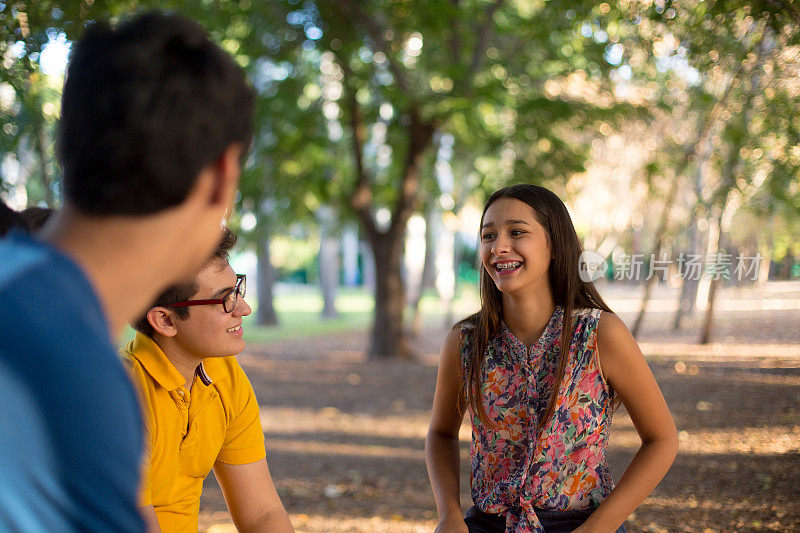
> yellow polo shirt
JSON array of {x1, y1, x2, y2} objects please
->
[{"x1": 122, "y1": 333, "x2": 266, "y2": 533}]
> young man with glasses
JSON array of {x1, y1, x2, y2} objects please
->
[{"x1": 125, "y1": 227, "x2": 293, "y2": 533}]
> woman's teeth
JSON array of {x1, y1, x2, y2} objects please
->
[
  {"x1": 226, "y1": 325, "x2": 241, "y2": 333},
  {"x1": 495, "y1": 261, "x2": 521, "y2": 271}
]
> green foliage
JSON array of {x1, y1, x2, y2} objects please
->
[
  {"x1": 199, "y1": 0, "x2": 655, "y2": 236},
  {"x1": 1, "y1": 0, "x2": 797, "y2": 266},
  {"x1": 694, "y1": 3, "x2": 798, "y2": 232},
  {"x1": 0, "y1": 1, "x2": 167, "y2": 205}
]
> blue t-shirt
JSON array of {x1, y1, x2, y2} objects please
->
[{"x1": 0, "y1": 232, "x2": 144, "y2": 532}]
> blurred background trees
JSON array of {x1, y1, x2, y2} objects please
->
[{"x1": 2, "y1": 0, "x2": 798, "y2": 355}]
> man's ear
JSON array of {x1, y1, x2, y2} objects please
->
[
  {"x1": 209, "y1": 142, "x2": 244, "y2": 208},
  {"x1": 147, "y1": 307, "x2": 178, "y2": 338}
]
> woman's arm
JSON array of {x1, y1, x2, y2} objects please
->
[
  {"x1": 425, "y1": 327, "x2": 469, "y2": 533},
  {"x1": 577, "y1": 312, "x2": 678, "y2": 532}
]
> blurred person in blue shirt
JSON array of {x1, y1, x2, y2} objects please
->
[{"x1": 0, "y1": 12, "x2": 254, "y2": 532}]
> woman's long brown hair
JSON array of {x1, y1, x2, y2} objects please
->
[{"x1": 458, "y1": 185, "x2": 612, "y2": 430}]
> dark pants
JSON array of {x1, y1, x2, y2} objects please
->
[{"x1": 464, "y1": 505, "x2": 627, "y2": 533}]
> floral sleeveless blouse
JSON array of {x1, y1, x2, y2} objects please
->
[{"x1": 460, "y1": 306, "x2": 616, "y2": 533}]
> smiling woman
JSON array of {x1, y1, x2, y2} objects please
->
[
  {"x1": 426, "y1": 184, "x2": 677, "y2": 533},
  {"x1": 480, "y1": 198, "x2": 554, "y2": 300}
]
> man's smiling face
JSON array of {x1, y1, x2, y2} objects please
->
[{"x1": 171, "y1": 258, "x2": 251, "y2": 359}]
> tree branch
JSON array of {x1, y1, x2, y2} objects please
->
[
  {"x1": 337, "y1": 0, "x2": 411, "y2": 95},
  {"x1": 390, "y1": 111, "x2": 435, "y2": 238},
  {"x1": 683, "y1": 58, "x2": 747, "y2": 159},
  {"x1": 339, "y1": 56, "x2": 379, "y2": 242},
  {"x1": 467, "y1": 0, "x2": 504, "y2": 79},
  {"x1": 450, "y1": 0, "x2": 462, "y2": 65},
  {"x1": 773, "y1": 0, "x2": 800, "y2": 25}
]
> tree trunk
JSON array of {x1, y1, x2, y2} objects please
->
[
  {"x1": 36, "y1": 125, "x2": 54, "y2": 206},
  {"x1": 437, "y1": 224, "x2": 457, "y2": 329},
  {"x1": 632, "y1": 166, "x2": 691, "y2": 338},
  {"x1": 360, "y1": 239, "x2": 376, "y2": 290},
  {"x1": 340, "y1": 52, "x2": 435, "y2": 357},
  {"x1": 699, "y1": 214, "x2": 723, "y2": 344},
  {"x1": 256, "y1": 234, "x2": 278, "y2": 326},
  {"x1": 631, "y1": 274, "x2": 657, "y2": 339},
  {"x1": 757, "y1": 245, "x2": 770, "y2": 285},
  {"x1": 318, "y1": 235, "x2": 339, "y2": 319},
  {"x1": 699, "y1": 272, "x2": 720, "y2": 344},
  {"x1": 410, "y1": 205, "x2": 437, "y2": 337},
  {"x1": 370, "y1": 236, "x2": 409, "y2": 358},
  {"x1": 700, "y1": 185, "x2": 746, "y2": 343},
  {"x1": 672, "y1": 253, "x2": 702, "y2": 330},
  {"x1": 341, "y1": 226, "x2": 360, "y2": 287},
  {"x1": 673, "y1": 150, "x2": 709, "y2": 330},
  {"x1": 318, "y1": 209, "x2": 339, "y2": 319},
  {"x1": 631, "y1": 179, "x2": 682, "y2": 339},
  {"x1": 672, "y1": 214, "x2": 703, "y2": 331}
]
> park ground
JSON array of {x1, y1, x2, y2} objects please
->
[{"x1": 198, "y1": 281, "x2": 800, "y2": 533}]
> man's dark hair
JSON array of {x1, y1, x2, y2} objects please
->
[
  {"x1": 0, "y1": 201, "x2": 27, "y2": 236},
  {"x1": 57, "y1": 12, "x2": 254, "y2": 215},
  {"x1": 132, "y1": 226, "x2": 238, "y2": 337},
  {"x1": 20, "y1": 207, "x2": 54, "y2": 231}
]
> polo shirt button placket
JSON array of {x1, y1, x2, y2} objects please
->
[
  {"x1": 176, "y1": 388, "x2": 190, "y2": 404},
  {"x1": 173, "y1": 388, "x2": 190, "y2": 441}
]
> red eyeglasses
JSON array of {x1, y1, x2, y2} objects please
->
[{"x1": 170, "y1": 274, "x2": 246, "y2": 314}]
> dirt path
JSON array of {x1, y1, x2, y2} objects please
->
[{"x1": 200, "y1": 282, "x2": 800, "y2": 532}]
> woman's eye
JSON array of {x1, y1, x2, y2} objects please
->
[
  {"x1": 481, "y1": 233, "x2": 495, "y2": 240},
  {"x1": 510, "y1": 230, "x2": 525, "y2": 237}
]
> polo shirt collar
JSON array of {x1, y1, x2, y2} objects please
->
[
  {"x1": 129, "y1": 332, "x2": 222, "y2": 390},
  {"x1": 198, "y1": 356, "x2": 228, "y2": 385}
]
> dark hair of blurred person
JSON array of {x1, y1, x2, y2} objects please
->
[
  {"x1": 0, "y1": 201, "x2": 28, "y2": 236},
  {"x1": 20, "y1": 206, "x2": 54, "y2": 231},
  {"x1": 58, "y1": 12, "x2": 254, "y2": 216}
]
